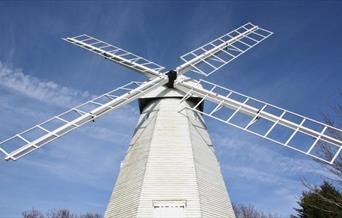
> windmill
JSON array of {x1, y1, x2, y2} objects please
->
[{"x1": 1, "y1": 22, "x2": 342, "y2": 217}]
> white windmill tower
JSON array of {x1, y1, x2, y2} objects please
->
[{"x1": 1, "y1": 22, "x2": 342, "y2": 218}]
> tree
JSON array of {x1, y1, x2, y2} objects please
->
[
  {"x1": 45, "y1": 209, "x2": 76, "y2": 218},
  {"x1": 291, "y1": 93, "x2": 342, "y2": 217},
  {"x1": 317, "y1": 92, "x2": 342, "y2": 184},
  {"x1": 21, "y1": 209, "x2": 102, "y2": 218},
  {"x1": 22, "y1": 208, "x2": 44, "y2": 218},
  {"x1": 79, "y1": 213, "x2": 101, "y2": 218},
  {"x1": 293, "y1": 181, "x2": 342, "y2": 218},
  {"x1": 233, "y1": 203, "x2": 280, "y2": 218}
]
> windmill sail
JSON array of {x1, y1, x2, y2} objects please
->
[
  {"x1": 64, "y1": 34, "x2": 165, "y2": 78},
  {"x1": 3, "y1": 21, "x2": 342, "y2": 218},
  {"x1": 177, "y1": 22, "x2": 273, "y2": 76},
  {"x1": 176, "y1": 79, "x2": 342, "y2": 164},
  {"x1": 0, "y1": 77, "x2": 168, "y2": 161}
]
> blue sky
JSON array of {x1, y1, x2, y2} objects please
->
[{"x1": 0, "y1": 1, "x2": 341, "y2": 217}]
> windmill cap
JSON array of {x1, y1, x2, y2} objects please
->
[{"x1": 138, "y1": 76, "x2": 204, "y2": 113}]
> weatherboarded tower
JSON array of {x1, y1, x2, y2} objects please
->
[
  {"x1": 2, "y1": 22, "x2": 341, "y2": 218},
  {"x1": 104, "y1": 87, "x2": 235, "y2": 218}
]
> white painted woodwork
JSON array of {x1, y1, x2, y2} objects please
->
[{"x1": 105, "y1": 96, "x2": 235, "y2": 218}]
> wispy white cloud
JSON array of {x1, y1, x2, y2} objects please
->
[
  {"x1": 0, "y1": 59, "x2": 138, "y2": 154},
  {"x1": 0, "y1": 61, "x2": 138, "y2": 189},
  {"x1": 212, "y1": 131, "x2": 336, "y2": 180},
  {"x1": 0, "y1": 61, "x2": 92, "y2": 108}
]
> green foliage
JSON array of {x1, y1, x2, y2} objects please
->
[{"x1": 293, "y1": 181, "x2": 342, "y2": 218}]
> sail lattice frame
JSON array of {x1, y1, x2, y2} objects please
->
[
  {"x1": 64, "y1": 34, "x2": 165, "y2": 78},
  {"x1": 0, "y1": 77, "x2": 168, "y2": 161},
  {"x1": 178, "y1": 22, "x2": 273, "y2": 76},
  {"x1": 176, "y1": 79, "x2": 342, "y2": 164}
]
